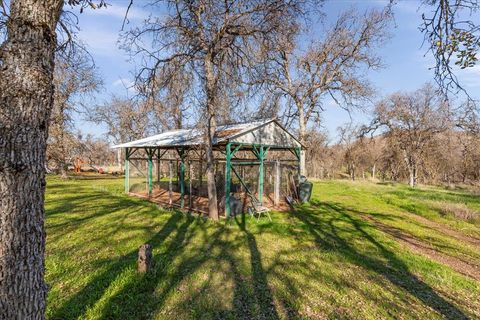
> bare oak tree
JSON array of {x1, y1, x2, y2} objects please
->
[
  {"x1": 270, "y1": 8, "x2": 391, "y2": 175},
  {"x1": 89, "y1": 96, "x2": 151, "y2": 144},
  {"x1": 48, "y1": 53, "x2": 101, "y2": 177},
  {"x1": 370, "y1": 84, "x2": 452, "y2": 187},
  {"x1": 123, "y1": 0, "x2": 303, "y2": 220}
]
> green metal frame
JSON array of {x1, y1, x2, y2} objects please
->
[
  {"x1": 253, "y1": 146, "x2": 269, "y2": 205},
  {"x1": 224, "y1": 143, "x2": 245, "y2": 218},
  {"x1": 145, "y1": 148, "x2": 156, "y2": 195},
  {"x1": 224, "y1": 143, "x2": 244, "y2": 218},
  {"x1": 122, "y1": 140, "x2": 302, "y2": 217}
]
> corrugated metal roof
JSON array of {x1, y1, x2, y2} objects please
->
[{"x1": 112, "y1": 119, "x2": 276, "y2": 149}]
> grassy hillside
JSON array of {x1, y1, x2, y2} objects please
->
[{"x1": 44, "y1": 176, "x2": 480, "y2": 319}]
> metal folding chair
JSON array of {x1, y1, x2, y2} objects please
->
[{"x1": 247, "y1": 194, "x2": 272, "y2": 222}]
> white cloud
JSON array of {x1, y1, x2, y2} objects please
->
[
  {"x1": 457, "y1": 65, "x2": 480, "y2": 89},
  {"x1": 113, "y1": 77, "x2": 133, "y2": 87},
  {"x1": 82, "y1": 3, "x2": 150, "y2": 21},
  {"x1": 78, "y1": 27, "x2": 121, "y2": 54},
  {"x1": 112, "y1": 78, "x2": 137, "y2": 93}
]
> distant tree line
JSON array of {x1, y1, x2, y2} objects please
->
[{"x1": 305, "y1": 84, "x2": 480, "y2": 188}]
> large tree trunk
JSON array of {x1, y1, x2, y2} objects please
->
[
  {"x1": 0, "y1": 1, "x2": 63, "y2": 319},
  {"x1": 408, "y1": 165, "x2": 418, "y2": 188},
  {"x1": 204, "y1": 55, "x2": 219, "y2": 220},
  {"x1": 403, "y1": 150, "x2": 418, "y2": 188},
  {"x1": 59, "y1": 161, "x2": 68, "y2": 179}
]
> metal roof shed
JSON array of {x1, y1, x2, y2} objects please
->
[{"x1": 112, "y1": 119, "x2": 304, "y2": 217}]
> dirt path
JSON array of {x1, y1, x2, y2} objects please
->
[
  {"x1": 361, "y1": 215, "x2": 480, "y2": 281},
  {"x1": 401, "y1": 212, "x2": 480, "y2": 247}
]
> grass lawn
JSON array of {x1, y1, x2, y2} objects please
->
[{"x1": 44, "y1": 176, "x2": 480, "y2": 319}]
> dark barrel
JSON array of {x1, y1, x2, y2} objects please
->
[{"x1": 298, "y1": 178, "x2": 313, "y2": 203}]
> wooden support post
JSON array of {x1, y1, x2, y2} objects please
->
[
  {"x1": 225, "y1": 142, "x2": 232, "y2": 218},
  {"x1": 179, "y1": 148, "x2": 185, "y2": 208},
  {"x1": 274, "y1": 160, "x2": 280, "y2": 206},
  {"x1": 189, "y1": 160, "x2": 193, "y2": 211},
  {"x1": 296, "y1": 147, "x2": 302, "y2": 179},
  {"x1": 157, "y1": 148, "x2": 161, "y2": 183},
  {"x1": 169, "y1": 160, "x2": 173, "y2": 206},
  {"x1": 258, "y1": 146, "x2": 264, "y2": 205},
  {"x1": 124, "y1": 147, "x2": 130, "y2": 193},
  {"x1": 199, "y1": 150, "x2": 203, "y2": 187},
  {"x1": 241, "y1": 167, "x2": 245, "y2": 192},
  {"x1": 300, "y1": 149, "x2": 306, "y2": 177},
  {"x1": 147, "y1": 149, "x2": 153, "y2": 195}
]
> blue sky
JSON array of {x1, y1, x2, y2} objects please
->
[{"x1": 72, "y1": 0, "x2": 480, "y2": 142}]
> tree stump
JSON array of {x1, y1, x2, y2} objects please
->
[{"x1": 137, "y1": 244, "x2": 153, "y2": 273}]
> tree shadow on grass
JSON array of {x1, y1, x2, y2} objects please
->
[
  {"x1": 50, "y1": 212, "x2": 184, "y2": 319},
  {"x1": 49, "y1": 190, "x2": 285, "y2": 319},
  {"x1": 95, "y1": 212, "x2": 281, "y2": 319},
  {"x1": 48, "y1": 178, "x2": 472, "y2": 319},
  {"x1": 294, "y1": 199, "x2": 469, "y2": 319},
  {"x1": 234, "y1": 214, "x2": 280, "y2": 320}
]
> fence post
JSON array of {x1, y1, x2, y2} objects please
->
[
  {"x1": 189, "y1": 160, "x2": 193, "y2": 211},
  {"x1": 124, "y1": 147, "x2": 130, "y2": 193},
  {"x1": 258, "y1": 146, "x2": 264, "y2": 205},
  {"x1": 274, "y1": 160, "x2": 280, "y2": 206},
  {"x1": 169, "y1": 160, "x2": 173, "y2": 206},
  {"x1": 157, "y1": 148, "x2": 161, "y2": 183},
  {"x1": 225, "y1": 142, "x2": 232, "y2": 218},
  {"x1": 179, "y1": 148, "x2": 185, "y2": 208},
  {"x1": 147, "y1": 149, "x2": 153, "y2": 195},
  {"x1": 137, "y1": 244, "x2": 153, "y2": 273}
]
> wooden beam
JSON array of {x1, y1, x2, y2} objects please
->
[
  {"x1": 169, "y1": 161, "x2": 173, "y2": 207},
  {"x1": 274, "y1": 160, "x2": 281, "y2": 206},
  {"x1": 225, "y1": 142, "x2": 232, "y2": 218}
]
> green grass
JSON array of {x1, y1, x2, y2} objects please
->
[{"x1": 45, "y1": 176, "x2": 480, "y2": 319}]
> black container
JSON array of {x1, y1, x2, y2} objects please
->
[{"x1": 298, "y1": 181, "x2": 313, "y2": 203}]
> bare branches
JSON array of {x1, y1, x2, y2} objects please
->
[
  {"x1": 369, "y1": 84, "x2": 452, "y2": 186},
  {"x1": 66, "y1": 0, "x2": 108, "y2": 12},
  {"x1": 121, "y1": 0, "x2": 134, "y2": 31},
  {"x1": 270, "y1": 7, "x2": 392, "y2": 143},
  {"x1": 88, "y1": 96, "x2": 159, "y2": 144},
  {"x1": 122, "y1": 0, "x2": 305, "y2": 126},
  {"x1": 0, "y1": 0, "x2": 9, "y2": 42},
  {"x1": 420, "y1": 0, "x2": 480, "y2": 97},
  {"x1": 455, "y1": 99, "x2": 480, "y2": 133}
]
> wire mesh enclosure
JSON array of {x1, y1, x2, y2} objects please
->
[
  {"x1": 115, "y1": 119, "x2": 305, "y2": 218},
  {"x1": 124, "y1": 147, "x2": 300, "y2": 217}
]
